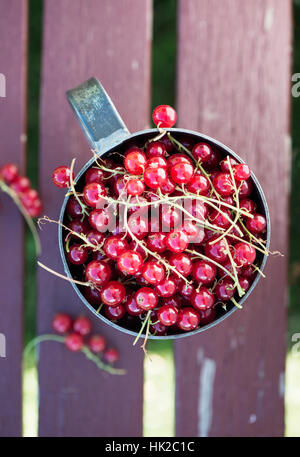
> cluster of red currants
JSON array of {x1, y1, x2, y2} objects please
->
[
  {"x1": 0, "y1": 163, "x2": 42, "y2": 217},
  {"x1": 50, "y1": 105, "x2": 268, "y2": 339},
  {"x1": 52, "y1": 313, "x2": 119, "y2": 363}
]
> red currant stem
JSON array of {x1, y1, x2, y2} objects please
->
[
  {"x1": 69, "y1": 158, "x2": 90, "y2": 217},
  {"x1": 91, "y1": 150, "x2": 126, "y2": 177},
  {"x1": 252, "y1": 264, "x2": 266, "y2": 278},
  {"x1": 186, "y1": 248, "x2": 238, "y2": 284},
  {"x1": 238, "y1": 218, "x2": 268, "y2": 252},
  {"x1": 37, "y1": 261, "x2": 93, "y2": 288},
  {"x1": 231, "y1": 297, "x2": 243, "y2": 309},
  {"x1": 81, "y1": 346, "x2": 126, "y2": 375},
  {"x1": 96, "y1": 303, "x2": 104, "y2": 313},
  {"x1": 24, "y1": 334, "x2": 65, "y2": 360},
  {"x1": 133, "y1": 310, "x2": 152, "y2": 347},
  {"x1": 124, "y1": 197, "x2": 191, "y2": 285},
  {"x1": 223, "y1": 238, "x2": 245, "y2": 297},
  {"x1": 0, "y1": 179, "x2": 41, "y2": 256},
  {"x1": 209, "y1": 156, "x2": 242, "y2": 245},
  {"x1": 141, "y1": 314, "x2": 151, "y2": 357},
  {"x1": 145, "y1": 128, "x2": 167, "y2": 147}
]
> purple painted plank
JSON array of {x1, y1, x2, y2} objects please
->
[
  {"x1": 0, "y1": 0, "x2": 28, "y2": 437},
  {"x1": 37, "y1": 0, "x2": 151, "y2": 436},
  {"x1": 175, "y1": 0, "x2": 291, "y2": 437}
]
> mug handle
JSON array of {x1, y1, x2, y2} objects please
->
[{"x1": 66, "y1": 77, "x2": 129, "y2": 153}]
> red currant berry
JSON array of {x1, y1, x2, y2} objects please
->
[
  {"x1": 68, "y1": 219, "x2": 90, "y2": 238},
  {"x1": 191, "y1": 286, "x2": 215, "y2": 311},
  {"x1": 169, "y1": 253, "x2": 193, "y2": 276},
  {"x1": 204, "y1": 235, "x2": 228, "y2": 263},
  {"x1": 246, "y1": 213, "x2": 267, "y2": 234},
  {"x1": 128, "y1": 240, "x2": 147, "y2": 260},
  {"x1": 67, "y1": 243, "x2": 89, "y2": 265},
  {"x1": 150, "y1": 321, "x2": 167, "y2": 336},
  {"x1": 170, "y1": 162, "x2": 194, "y2": 185},
  {"x1": 181, "y1": 220, "x2": 204, "y2": 244},
  {"x1": 161, "y1": 176, "x2": 176, "y2": 194},
  {"x1": 52, "y1": 166, "x2": 72, "y2": 188},
  {"x1": 66, "y1": 196, "x2": 84, "y2": 218},
  {"x1": 154, "y1": 278, "x2": 177, "y2": 297},
  {"x1": 157, "y1": 304, "x2": 178, "y2": 326},
  {"x1": 73, "y1": 316, "x2": 92, "y2": 336},
  {"x1": 192, "y1": 143, "x2": 213, "y2": 162},
  {"x1": 220, "y1": 156, "x2": 238, "y2": 172},
  {"x1": 240, "y1": 199, "x2": 257, "y2": 214},
  {"x1": 233, "y1": 242, "x2": 256, "y2": 267},
  {"x1": 161, "y1": 206, "x2": 181, "y2": 229},
  {"x1": 209, "y1": 209, "x2": 232, "y2": 229},
  {"x1": 213, "y1": 172, "x2": 234, "y2": 197},
  {"x1": 65, "y1": 332, "x2": 84, "y2": 351},
  {"x1": 117, "y1": 250, "x2": 143, "y2": 275},
  {"x1": 241, "y1": 264, "x2": 256, "y2": 279},
  {"x1": 238, "y1": 179, "x2": 253, "y2": 198},
  {"x1": 88, "y1": 335, "x2": 106, "y2": 353},
  {"x1": 135, "y1": 287, "x2": 158, "y2": 310},
  {"x1": 86, "y1": 167, "x2": 108, "y2": 184},
  {"x1": 160, "y1": 135, "x2": 174, "y2": 152},
  {"x1": 11, "y1": 175, "x2": 30, "y2": 193},
  {"x1": 239, "y1": 276, "x2": 250, "y2": 292},
  {"x1": 234, "y1": 163, "x2": 251, "y2": 181},
  {"x1": 114, "y1": 177, "x2": 127, "y2": 196},
  {"x1": 192, "y1": 260, "x2": 217, "y2": 285},
  {"x1": 124, "y1": 148, "x2": 147, "y2": 175},
  {"x1": 199, "y1": 308, "x2": 216, "y2": 325},
  {"x1": 85, "y1": 260, "x2": 111, "y2": 286},
  {"x1": 147, "y1": 232, "x2": 167, "y2": 253},
  {"x1": 104, "y1": 236, "x2": 129, "y2": 260},
  {"x1": 52, "y1": 313, "x2": 72, "y2": 334},
  {"x1": 105, "y1": 304, "x2": 126, "y2": 320},
  {"x1": 128, "y1": 195, "x2": 148, "y2": 216},
  {"x1": 167, "y1": 153, "x2": 193, "y2": 169},
  {"x1": 86, "y1": 230, "x2": 105, "y2": 248},
  {"x1": 177, "y1": 307, "x2": 200, "y2": 331},
  {"x1": 142, "y1": 260, "x2": 165, "y2": 285},
  {"x1": 166, "y1": 230, "x2": 189, "y2": 253},
  {"x1": 144, "y1": 166, "x2": 167, "y2": 190},
  {"x1": 83, "y1": 182, "x2": 106, "y2": 208},
  {"x1": 101, "y1": 281, "x2": 126, "y2": 306},
  {"x1": 84, "y1": 287, "x2": 102, "y2": 305},
  {"x1": 89, "y1": 208, "x2": 111, "y2": 232},
  {"x1": 126, "y1": 178, "x2": 145, "y2": 196},
  {"x1": 146, "y1": 156, "x2": 167, "y2": 169},
  {"x1": 146, "y1": 141, "x2": 166, "y2": 158},
  {"x1": 0, "y1": 163, "x2": 18, "y2": 183},
  {"x1": 152, "y1": 105, "x2": 177, "y2": 128},
  {"x1": 178, "y1": 281, "x2": 195, "y2": 299},
  {"x1": 187, "y1": 173, "x2": 209, "y2": 195},
  {"x1": 215, "y1": 277, "x2": 236, "y2": 301},
  {"x1": 128, "y1": 214, "x2": 148, "y2": 239},
  {"x1": 124, "y1": 295, "x2": 144, "y2": 316},
  {"x1": 26, "y1": 198, "x2": 42, "y2": 217},
  {"x1": 103, "y1": 348, "x2": 119, "y2": 363},
  {"x1": 162, "y1": 295, "x2": 183, "y2": 309}
]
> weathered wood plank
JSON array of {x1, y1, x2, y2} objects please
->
[
  {"x1": 37, "y1": 0, "x2": 151, "y2": 436},
  {"x1": 175, "y1": 0, "x2": 291, "y2": 437},
  {"x1": 0, "y1": 0, "x2": 28, "y2": 437}
]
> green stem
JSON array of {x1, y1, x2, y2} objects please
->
[{"x1": 133, "y1": 311, "x2": 152, "y2": 346}]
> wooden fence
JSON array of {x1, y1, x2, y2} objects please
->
[{"x1": 0, "y1": 0, "x2": 291, "y2": 436}]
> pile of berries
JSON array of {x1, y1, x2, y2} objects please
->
[
  {"x1": 49, "y1": 105, "x2": 268, "y2": 341},
  {"x1": 0, "y1": 163, "x2": 42, "y2": 217}
]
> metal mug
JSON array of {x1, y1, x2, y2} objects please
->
[{"x1": 58, "y1": 77, "x2": 270, "y2": 340}]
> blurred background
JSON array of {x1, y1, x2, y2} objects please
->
[{"x1": 2, "y1": 0, "x2": 299, "y2": 436}]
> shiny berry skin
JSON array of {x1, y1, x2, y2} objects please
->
[
  {"x1": 192, "y1": 260, "x2": 217, "y2": 285},
  {"x1": 128, "y1": 215, "x2": 148, "y2": 239},
  {"x1": 104, "y1": 236, "x2": 129, "y2": 260},
  {"x1": 192, "y1": 143, "x2": 213, "y2": 162},
  {"x1": 26, "y1": 198, "x2": 42, "y2": 217},
  {"x1": 103, "y1": 348, "x2": 119, "y2": 363},
  {"x1": 161, "y1": 206, "x2": 180, "y2": 229},
  {"x1": 155, "y1": 278, "x2": 177, "y2": 297},
  {"x1": 215, "y1": 277, "x2": 236, "y2": 301},
  {"x1": 124, "y1": 148, "x2": 147, "y2": 175},
  {"x1": 144, "y1": 166, "x2": 167, "y2": 189},
  {"x1": 162, "y1": 295, "x2": 183, "y2": 309},
  {"x1": 117, "y1": 250, "x2": 143, "y2": 275},
  {"x1": 233, "y1": 242, "x2": 256, "y2": 267},
  {"x1": 182, "y1": 221, "x2": 204, "y2": 244},
  {"x1": 213, "y1": 172, "x2": 234, "y2": 197},
  {"x1": 85, "y1": 260, "x2": 111, "y2": 286},
  {"x1": 161, "y1": 176, "x2": 176, "y2": 194},
  {"x1": 157, "y1": 304, "x2": 178, "y2": 326},
  {"x1": 101, "y1": 281, "x2": 126, "y2": 306},
  {"x1": 65, "y1": 333, "x2": 84, "y2": 351},
  {"x1": 88, "y1": 335, "x2": 106, "y2": 353},
  {"x1": 239, "y1": 276, "x2": 250, "y2": 292},
  {"x1": 84, "y1": 287, "x2": 102, "y2": 305},
  {"x1": 209, "y1": 209, "x2": 231, "y2": 229},
  {"x1": 220, "y1": 156, "x2": 238, "y2": 172},
  {"x1": 68, "y1": 219, "x2": 90, "y2": 238},
  {"x1": 0, "y1": 163, "x2": 18, "y2": 183},
  {"x1": 238, "y1": 179, "x2": 253, "y2": 197},
  {"x1": 170, "y1": 162, "x2": 194, "y2": 185},
  {"x1": 169, "y1": 253, "x2": 193, "y2": 276},
  {"x1": 178, "y1": 281, "x2": 194, "y2": 299},
  {"x1": 135, "y1": 287, "x2": 158, "y2": 310},
  {"x1": 205, "y1": 235, "x2": 228, "y2": 263},
  {"x1": 191, "y1": 286, "x2": 215, "y2": 311},
  {"x1": 166, "y1": 230, "x2": 189, "y2": 253},
  {"x1": 146, "y1": 156, "x2": 167, "y2": 169},
  {"x1": 89, "y1": 208, "x2": 111, "y2": 232},
  {"x1": 177, "y1": 307, "x2": 200, "y2": 331},
  {"x1": 146, "y1": 141, "x2": 166, "y2": 158},
  {"x1": 241, "y1": 264, "x2": 256, "y2": 279},
  {"x1": 67, "y1": 244, "x2": 89, "y2": 265},
  {"x1": 114, "y1": 177, "x2": 126, "y2": 196},
  {"x1": 167, "y1": 153, "x2": 192, "y2": 169},
  {"x1": 187, "y1": 173, "x2": 209, "y2": 195},
  {"x1": 142, "y1": 260, "x2": 165, "y2": 285},
  {"x1": 152, "y1": 105, "x2": 177, "y2": 128},
  {"x1": 199, "y1": 308, "x2": 216, "y2": 325},
  {"x1": 124, "y1": 295, "x2": 144, "y2": 316},
  {"x1": 66, "y1": 196, "x2": 84, "y2": 218},
  {"x1": 73, "y1": 316, "x2": 92, "y2": 335},
  {"x1": 86, "y1": 230, "x2": 105, "y2": 248},
  {"x1": 128, "y1": 195, "x2": 148, "y2": 215},
  {"x1": 52, "y1": 166, "x2": 72, "y2": 188},
  {"x1": 150, "y1": 321, "x2": 167, "y2": 336},
  {"x1": 85, "y1": 167, "x2": 106, "y2": 184},
  {"x1": 52, "y1": 313, "x2": 72, "y2": 334},
  {"x1": 83, "y1": 182, "x2": 106, "y2": 207},
  {"x1": 126, "y1": 178, "x2": 145, "y2": 196},
  {"x1": 240, "y1": 199, "x2": 257, "y2": 214},
  {"x1": 129, "y1": 240, "x2": 147, "y2": 260},
  {"x1": 234, "y1": 163, "x2": 251, "y2": 180},
  {"x1": 246, "y1": 213, "x2": 267, "y2": 234},
  {"x1": 11, "y1": 175, "x2": 30, "y2": 193},
  {"x1": 105, "y1": 304, "x2": 126, "y2": 320},
  {"x1": 20, "y1": 188, "x2": 39, "y2": 207},
  {"x1": 147, "y1": 232, "x2": 167, "y2": 253}
]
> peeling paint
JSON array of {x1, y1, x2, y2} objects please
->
[{"x1": 197, "y1": 357, "x2": 216, "y2": 437}]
